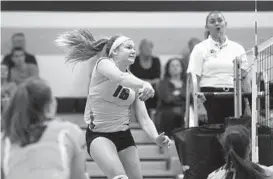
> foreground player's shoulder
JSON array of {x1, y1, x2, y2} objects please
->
[
  {"x1": 53, "y1": 118, "x2": 82, "y2": 135},
  {"x1": 207, "y1": 165, "x2": 226, "y2": 179},
  {"x1": 259, "y1": 164, "x2": 273, "y2": 177}
]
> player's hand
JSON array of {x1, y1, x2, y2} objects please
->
[
  {"x1": 155, "y1": 132, "x2": 171, "y2": 148},
  {"x1": 138, "y1": 82, "x2": 155, "y2": 101}
]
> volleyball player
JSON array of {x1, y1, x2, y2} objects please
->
[
  {"x1": 1, "y1": 77, "x2": 88, "y2": 179},
  {"x1": 187, "y1": 11, "x2": 252, "y2": 124},
  {"x1": 55, "y1": 29, "x2": 172, "y2": 179},
  {"x1": 207, "y1": 125, "x2": 273, "y2": 179}
]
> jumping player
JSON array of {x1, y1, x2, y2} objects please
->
[{"x1": 56, "y1": 29, "x2": 172, "y2": 179}]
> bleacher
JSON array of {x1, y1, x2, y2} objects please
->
[{"x1": 58, "y1": 114, "x2": 183, "y2": 179}]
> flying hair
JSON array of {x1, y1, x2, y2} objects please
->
[{"x1": 55, "y1": 29, "x2": 109, "y2": 64}]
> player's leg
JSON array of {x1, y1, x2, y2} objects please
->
[
  {"x1": 89, "y1": 136, "x2": 126, "y2": 179},
  {"x1": 118, "y1": 146, "x2": 143, "y2": 179}
]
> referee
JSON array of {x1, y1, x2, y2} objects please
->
[{"x1": 187, "y1": 11, "x2": 251, "y2": 124}]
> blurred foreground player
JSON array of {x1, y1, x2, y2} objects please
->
[
  {"x1": 1, "y1": 77, "x2": 88, "y2": 179},
  {"x1": 207, "y1": 125, "x2": 273, "y2": 179}
]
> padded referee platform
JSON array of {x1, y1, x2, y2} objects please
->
[{"x1": 58, "y1": 114, "x2": 182, "y2": 179}]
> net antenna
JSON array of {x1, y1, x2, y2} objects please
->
[{"x1": 251, "y1": 0, "x2": 259, "y2": 163}]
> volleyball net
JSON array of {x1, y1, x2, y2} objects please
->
[{"x1": 243, "y1": 37, "x2": 273, "y2": 163}]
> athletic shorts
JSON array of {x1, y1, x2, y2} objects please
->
[{"x1": 86, "y1": 125, "x2": 136, "y2": 156}]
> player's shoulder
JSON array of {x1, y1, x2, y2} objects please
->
[
  {"x1": 49, "y1": 118, "x2": 82, "y2": 134},
  {"x1": 97, "y1": 57, "x2": 114, "y2": 65},
  {"x1": 258, "y1": 164, "x2": 273, "y2": 177}
]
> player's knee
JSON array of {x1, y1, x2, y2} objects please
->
[{"x1": 112, "y1": 174, "x2": 128, "y2": 179}]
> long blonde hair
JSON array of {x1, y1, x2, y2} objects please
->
[{"x1": 55, "y1": 29, "x2": 121, "y2": 64}]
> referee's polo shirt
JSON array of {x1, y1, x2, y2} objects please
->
[{"x1": 187, "y1": 36, "x2": 248, "y2": 88}]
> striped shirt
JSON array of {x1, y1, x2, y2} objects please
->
[{"x1": 84, "y1": 58, "x2": 136, "y2": 133}]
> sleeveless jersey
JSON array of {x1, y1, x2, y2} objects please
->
[
  {"x1": 84, "y1": 58, "x2": 136, "y2": 133},
  {"x1": 2, "y1": 119, "x2": 87, "y2": 179}
]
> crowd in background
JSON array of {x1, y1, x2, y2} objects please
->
[{"x1": 1, "y1": 33, "x2": 39, "y2": 111}]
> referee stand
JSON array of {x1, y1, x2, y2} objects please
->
[{"x1": 173, "y1": 54, "x2": 273, "y2": 179}]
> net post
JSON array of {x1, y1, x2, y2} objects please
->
[
  {"x1": 251, "y1": 44, "x2": 259, "y2": 164},
  {"x1": 251, "y1": 0, "x2": 259, "y2": 163},
  {"x1": 234, "y1": 57, "x2": 242, "y2": 118},
  {"x1": 238, "y1": 58, "x2": 243, "y2": 116}
]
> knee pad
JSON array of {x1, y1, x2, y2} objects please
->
[{"x1": 112, "y1": 175, "x2": 128, "y2": 179}]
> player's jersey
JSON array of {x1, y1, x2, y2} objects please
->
[
  {"x1": 2, "y1": 119, "x2": 87, "y2": 179},
  {"x1": 84, "y1": 58, "x2": 136, "y2": 133},
  {"x1": 207, "y1": 164, "x2": 273, "y2": 179}
]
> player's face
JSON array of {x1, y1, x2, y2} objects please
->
[
  {"x1": 116, "y1": 40, "x2": 136, "y2": 64},
  {"x1": 169, "y1": 59, "x2": 182, "y2": 77},
  {"x1": 1, "y1": 65, "x2": 9, "y2": 79},
  {"x1": 12, "y1": 50, "x2": 26, "y2": 66},
  {"x1": 206, "y1": 12, "x2": 226, "y2": 36}
]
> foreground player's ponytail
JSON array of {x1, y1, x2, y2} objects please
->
[
  {"x1": 55, "y1": 29, "x2": 121, "y2": 64},
  {"x1": 222, "y1": 125, "x2": 266, "y2": 179},
  {"x1": 2, "y1": 77, "x2": 53, "y2": 146}
]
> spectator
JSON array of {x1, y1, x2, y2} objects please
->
[
  {"x1": 10, "y1": 47, "x2": 39, "y2": 85},
  {"x1": 207, "y1": 125, "x2": 273, "y2": 179},
  {"x1": 130, "y1": 39, "x2": 161, "y2": 115},
  {"x1": 2, "y1": 33, "x2": 37, "y2": 73},
  {"x1": 1, "y1": 63, "x2": 17, "y2": 113},
  {"x1": 155, "y1": 58, "x2": 187, "y2": 137},
  {"x1": 187, "y1": 11, "x2": 251, "y2": 125}
]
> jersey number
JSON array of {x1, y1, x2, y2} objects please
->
[{"x1": 113, "y1": 85, "x2": 129, "y2": 100}]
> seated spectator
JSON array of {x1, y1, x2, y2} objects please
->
[
  {"x1": 2, "y1": 33, "x2": 37, "y2": 73},
  {"x1": 10, "y1": 47, "x2": 39, "y2": 85},
  {"x1": 1, "y1": 63, "x2": 17, "y2": 112},
  {"x1": 207, "y1": 125, "x2": 273, "y2": 179},
  {"x1": 130, "y1": 39, "x2": 161, "y2": 115},
  {"x1": 155, "y1": 58, "x2": 186, "y2": 137},
  {"x1": 1, "y1": 77, "x2": 88, "y2": 179}
]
